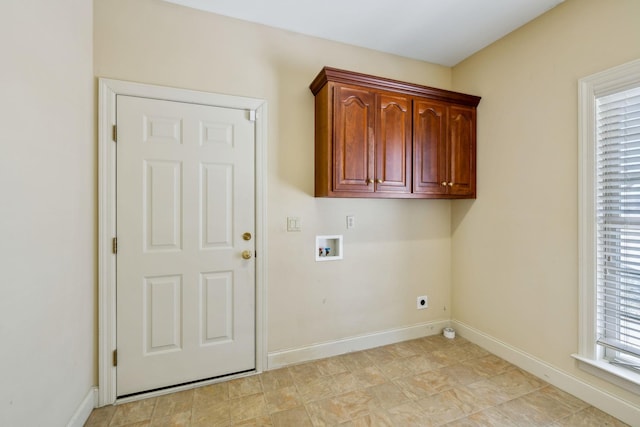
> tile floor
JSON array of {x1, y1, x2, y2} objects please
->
[{"x1": 85, "y1": 335, "x2": 629, "y2": 426}]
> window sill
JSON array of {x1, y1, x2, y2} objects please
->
[{"x1": 572, "y1": 353, "x2": 640, "y2": 395}]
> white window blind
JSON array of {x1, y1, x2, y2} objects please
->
[{"x1": 596, "y1": 86, "x2": 640, "y2": 362}]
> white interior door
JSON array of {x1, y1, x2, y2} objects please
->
[{"x1": 116, "y1": 95, "x2": 256, "y2": 397}]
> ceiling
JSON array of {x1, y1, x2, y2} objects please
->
[{"x1": 164, "y1": 0, "x2": 564, "y2": 66}]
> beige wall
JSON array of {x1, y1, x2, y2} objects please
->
[
  {"x1": 452, "y1": 0, "x2": 640, "y2": 407},
  {"x1": 94, "y1": 0, "x2": 453, "y2": 353},
  {"x1": 5, "y1": 0, "x2": 640, "y2": 422},
  {"x1": 0, "y1": 0, "x2": 95, "y2": 425}
]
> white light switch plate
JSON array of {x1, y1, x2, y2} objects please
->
[{"x1": 287, "y1": 216, "x2": 301, "y2": 232}]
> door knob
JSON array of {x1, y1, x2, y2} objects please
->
[
  {"x1": 367, "y1": 179, "x2": 374, "y2": 184},
  {"x1": 241, "y1": 250, "x2": 253, "y2": 260},
  {"x1": 242, "y1": 232, "x2": 252, "y2": 241},
  {"x1": 376, "y1": 179, "x2": 383, "y2": 183}
]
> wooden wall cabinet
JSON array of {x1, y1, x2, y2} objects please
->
[{"x1": 310, "y1": 67, "x2": 481, "y2": 199}]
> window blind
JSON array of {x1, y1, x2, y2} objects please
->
[{"x1": 596, "y1": 86, "x2": 640, "y2": 360}]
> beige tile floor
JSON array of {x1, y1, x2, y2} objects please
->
[{"x1": 85, "y1": 335, "x2": 629, "y2": 426}]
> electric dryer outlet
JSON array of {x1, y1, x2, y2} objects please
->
[{"x1": 417, "y1": 296, "x2": 428, "y2": 310}]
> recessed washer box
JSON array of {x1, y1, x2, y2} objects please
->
[{"x1": 316, "y1": 235, "x2": 343, "y2": 261}]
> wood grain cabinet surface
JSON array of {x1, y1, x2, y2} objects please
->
[{"x1": 310, "y1": 67, "x2": 481, "y2": 199}]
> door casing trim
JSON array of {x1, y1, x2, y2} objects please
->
[{"x1": 98, "y1": 78, "x2": 268, "y2": 406}]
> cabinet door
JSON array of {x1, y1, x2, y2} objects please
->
[
  {"x1": 333, "y1": 85, "x2": 375, "y2": 193},
  {"x1": 448, "y1": 105, "x2": 476, "y2": 197},
  {"x1": 413, "y1": 99, "x2": 448, "y2": 195},
  {"x1": 375, "y1": 92, "x2": 412, "y2": 194}
]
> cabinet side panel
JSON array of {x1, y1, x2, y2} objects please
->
[{"x1": 314, "y1": 85, "x2": 332, "y2": 197}]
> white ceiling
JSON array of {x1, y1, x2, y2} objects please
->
[{"x1": 164, "y1": 0, "x2": 564, "y2": 66}]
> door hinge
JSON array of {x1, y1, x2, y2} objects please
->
[
  {"x1": 112, "y1": 124, "x2": 117, "y2": 142},
  {"x1": 249, "y1": 110, "x2": 256, "y2": 122},
  {"x1": 112, "y1": 349, "x2": 118, "y2": 367},
  {"x1": 112, "y1": 237, "x2": 117, "y2": 254}
]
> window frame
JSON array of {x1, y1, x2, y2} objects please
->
[{"x1": 576, "y1": 58, "x2": 640, "y2": 394}]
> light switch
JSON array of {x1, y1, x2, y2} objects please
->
[{"x1": 287, "y1": 216, "x2": 301, "y2": 232}]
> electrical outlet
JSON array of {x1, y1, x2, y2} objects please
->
[
  {"x1": 346, "y1": 215, "x2": 355, "y2": 229},
  {"x1": 417, "y1": 296, "x2": 428, "y2": 310}
]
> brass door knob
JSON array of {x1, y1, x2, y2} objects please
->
[
  {"x1": 448, "y1": 182, "x2": 454, "y2": 186},
  {"x1": 441, "y1": 182, "x2": 447, "y2": 186},
  {"x1": 376, "y1": 179, "x2": 383, "y2": 183},
  {"x1": 242, "y1": 232, "x2": 252, "y2": 241},
  {"x1": 241, "y1": 250, "x2": 252, "y2": 260},
  {"x1": 367, "y1": 179, "x2": 374, "y2": 184}
]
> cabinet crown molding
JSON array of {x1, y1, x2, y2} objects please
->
[{"x1": 309, "y1": 66, "x2": 481, "y2": 107}]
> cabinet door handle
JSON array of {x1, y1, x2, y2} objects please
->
[
  {"x1": 376, "y1": 179, "x2": 383, "y2": 184},
  {"x1": 441, "y1": 182, "x2": 448, "y2": 187},
  {"x1": 367, "y1": 179, "x2": 374, "y2": 184},
  {"x1": 448, "y1": 182, "x2": 454, "y2": 186}
]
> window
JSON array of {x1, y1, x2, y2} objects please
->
[
  {"x1": 577, "y1": 58, "x2": 640, "y2": 393},
  {"x1": 596, "y1": 86, "x2": 640, "y2": 367}
]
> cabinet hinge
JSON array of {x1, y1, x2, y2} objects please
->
[
  {"x1": 112, "y1": 349, "x2": 118, "y2": 367},
  {"x1": 112, "y1": 237, "x2": 117, "y2": 254},
  {"x1": 112, "y1": 124, "x2": 117, "y2": 142}
]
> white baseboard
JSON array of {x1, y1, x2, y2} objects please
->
[
  {"x1": 67, "y1": 387, "x2": 97, "y2": 427},
  {"x1": 452, "y1": 320, "x2": 640, "y2": 426},
  {"x1": 268, "y1": 320, "x2": 450, "y2": 369}
]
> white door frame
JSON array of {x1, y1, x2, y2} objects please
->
[{"x1": 98, "y1": 78, "x2": 268, "y2": 406}]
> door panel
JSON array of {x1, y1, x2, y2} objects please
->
[
  {"x1": 144, "y1": 160, "x2": 182, "y2": 251},
  {"x1": 449, "y1": 105, "x2": 476, "y2": 197},
  {"x1": 116, "y1": 95, "x2": 255, "y2": 396},
  {"x1": 413, "y1": 99, "x2": 447, "y2": 195},
  {"x1": 201, "y1": 163, "x2": 233, "y2": 249},
  {"x1": 144, "y1": 275, "x2": 182, "y2": 353},
  {"x1": 201, "y1": 271, "x2": 233, "y2": 343},
  {"x1": 333, "y1": 85, "x2": 375, "y2": 193},
  {"x1": 375, "y1": 93, "x2": 411, "y2": 193}
]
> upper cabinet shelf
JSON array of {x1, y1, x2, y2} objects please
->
[{"x1": 310, "y1": 67, "x2": 481, "y2": 199}]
